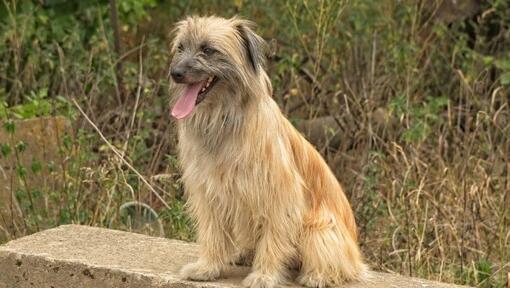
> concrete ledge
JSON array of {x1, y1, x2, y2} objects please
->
[{"x1": 0, "y1": 225, "x2": 467, "y2": 288}]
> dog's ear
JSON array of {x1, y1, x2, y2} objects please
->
[{"x1": 234, "y1": 19, "x2": 267, "y2": 73}]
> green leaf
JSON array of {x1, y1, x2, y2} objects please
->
[
  {"x1": 0, "y1": 101, "x2": 7, "y2": 119},
  {"x1": 17, "y1": 166, "x2": 27, "y2": 178},
  {"x1": 16, "y1": 141, "x2": 27, "y2": 153},
  {"x1": 3, "y1": 120, "x2": 15, "y2": 134},
  {"x1": 482, "y1": 55, "x2": 494, "y2": 66},
  {"x1": 32, "y1": 189, "x2": 42, "y2": 199},
  {"x1": 500, "y1": 73, "x2": 510, "y2": 86},
  {"x1": 494, "y1": 59, "x2": 510, "y2": 70},
  {"x1": 63, "y1": 134, "x2": 73, "y2": 150},
  {"x1": 475, "y1": 258, "x2": 492, "y2": 283},
  {"x1": 402, "y1": 121, "x2": 431, "y2": 144},
  {"x1": 0, "y1": 143, "x2": 11, "y2": 157},
  {"x1": 389, "y1": 93, "x2": 407, "y2": 117},
  {"x1": 31, "y1": 160, "x2": 43, "y2": 174}
]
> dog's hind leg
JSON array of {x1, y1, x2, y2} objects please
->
[{"x1": 297, "y1": 210, "x2": 367, "y2": 288}]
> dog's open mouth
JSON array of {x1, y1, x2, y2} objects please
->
[
  {"x1": 196, "y1": 76, "x2": 218, "y2": 105},
  {"x1": 171, "y1": 76, "x2": 218, "y2": 119}
]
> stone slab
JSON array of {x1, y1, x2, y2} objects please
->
[{"x1": 0, "y1": 225, "x2": 469, "y2": 288}]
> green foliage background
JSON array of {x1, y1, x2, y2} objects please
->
[{"x1": 0, "y1": 0, "x2": 509, "y2": 287}]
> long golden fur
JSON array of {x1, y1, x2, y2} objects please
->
[{"x1": 169, "y1": 15, "x2": 367, "y2": 288}]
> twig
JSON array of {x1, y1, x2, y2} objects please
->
[
  {"x1": 122, "y1": 37, "x2": 145, "y2": 158},
  {"x1": 109, "y1": 0, "x2": 125, "y2": 105},
  {"x1": 71, "y1": 98, "x2": 171, "y2": 210}
]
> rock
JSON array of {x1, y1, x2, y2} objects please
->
[
  {"x1": 0, "y1": 225, "x2": 470, "y2": 288},
  {"x1": 295, "y1": 116, "x2": 341, "y2": 149},
  {"x1": 434, "y1": 0, "x2": 482, "y2": 23}
]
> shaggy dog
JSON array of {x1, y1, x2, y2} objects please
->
[{"x1": 169, "y1": 15, "x2": 367, "y2": 288}]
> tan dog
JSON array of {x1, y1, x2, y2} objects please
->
[{"x1": 169, "y1": 16, "x2": 367, "y2": 288}]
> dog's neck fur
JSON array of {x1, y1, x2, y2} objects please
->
[{"x1": 178, "y1": 70, "x2": 273, "y2": 153}]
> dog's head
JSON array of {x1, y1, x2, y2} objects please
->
[{"x1": 169, "y1": 16, "x2": 267, "y2": 120}]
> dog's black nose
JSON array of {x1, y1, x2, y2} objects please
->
[{"x1": 171, "y1": 68, "x2": 185, "y2": 83}]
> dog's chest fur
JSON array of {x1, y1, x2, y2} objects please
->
[{"x1": 177, "y1": 99, "x2": 306, "y2": 244}]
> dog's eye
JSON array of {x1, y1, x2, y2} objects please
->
[
  {"x1": 177, "y1": 43, "x2": 184, "y2": 52},
  {"x1": 202, "y1": 46, "x2": 215, "y2": 55}
]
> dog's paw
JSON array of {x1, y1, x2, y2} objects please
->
[
  {"x1": 242, "y1": 272, "x2": 278, "y2": 288},
  {"x1": 296, "y1": 273, "x2": 330, "y2": 288},
  {"x1": 180, "y1": 261, "x2": 220, "y2": 281}
]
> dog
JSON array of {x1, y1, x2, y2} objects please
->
[{"x1": 169, "y1": 16, "x2": 367, "y2": 288}]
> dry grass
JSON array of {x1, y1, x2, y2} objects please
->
[{"x1": 0, "y1": 0, "x2": 509, "y2": 287}]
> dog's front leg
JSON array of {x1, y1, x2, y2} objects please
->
[
  {"x1": 180, "y1": 192, "x2": 235, "y2": 281},
  {"x1": 242, "y1": 220, "x2": 296, "y2": 288}
]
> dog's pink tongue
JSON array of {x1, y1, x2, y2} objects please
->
[{"x1": 171, "y1": 82, "x2": 203, "y2": 119}]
